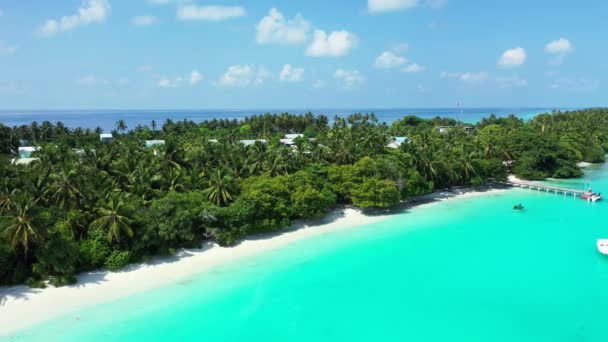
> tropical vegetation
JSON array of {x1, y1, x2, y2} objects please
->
[{"x1": 0, "y1": 108, "x2": 606, "y2": 286}]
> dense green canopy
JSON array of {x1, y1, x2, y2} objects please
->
[{"x1": 0, "y1": 109, "x2": 605, "y2": 287}]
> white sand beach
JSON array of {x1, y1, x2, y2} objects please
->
[{"x1": 0, "y1": 187, "x2": 508, "y2": 336}]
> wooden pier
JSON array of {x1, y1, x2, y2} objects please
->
[{"x1": 502, "y1": 180, "x2": 587, "y2": 198}]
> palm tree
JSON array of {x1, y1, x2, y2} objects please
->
[
  {"x1": 203, "y1": 169, "x2": 237, "y2": 207},
  {"x1": 151, "y1": 120, "x2": 157, "y2": 132},
  {"x1": 266, "y1": 150, "x2": 289, "y2": 176},
  {"x1": 91, "y1": 195, "x2": 134, "y2": 243},
  {"x1": 44, "y1": 165, "x2": 83, "y2": 209},
  {"x1": 3, "y1": 195, "x2": 44, "y2": 261},
  {"x1": 459, "y1": 146, "x2": 478, "y2": 183},
  {"x1": 116, "y1": 120, "x2": 128, "y2": 134},
  {"x1": 0, "y1": 177, "x2": 18, "y2": 214},
  {"x1": 247, "y1": 142, "x2": 267, "y2": 175}
]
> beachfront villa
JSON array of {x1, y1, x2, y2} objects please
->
[
  {"x1": 436, "y1": 126, "x2": 452, "y2": 133},
  {"x1": 280, "y1": 133, "x2": 307, "y2": 147},
  {"x1": 11, "y1": 157, "x2": 40, "y2": 166},
  {"x1": 387, "y1": 137, "x2": 408, "y2": 149},
  {"x1": 280, "y1": 139, "x2": 297, "y2": 146},
  {"x1": 18, "y1": 146, "x2": 40, "y2": 158},
  {"x1": 239, "y1": 139, "x2": 267, "y2": 147},
  {"x1": 145, "y1": 140, "x2": 165, "y2": 157},
  {"x1": 145, "y1": 140, "x2": 165, "y2": 148},
  {"x1": 436, "y1": 126, "x2": 474, "y2": 134},
  {"x1": 100, "y1": 133, "x2": 113, "y2": 143}
]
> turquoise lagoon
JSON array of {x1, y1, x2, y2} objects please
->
[{"x1": 7, "y1": 164, "x2": 608, "y2": 342}]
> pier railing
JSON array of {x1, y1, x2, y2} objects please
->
[{"x1": 500, "y1": 180, "x2": 587, "y2": 198}]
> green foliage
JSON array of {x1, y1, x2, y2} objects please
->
[
  {"x1": 292, "y1": 186, "x2": 336, "y2": 219},
  {"x1": 104, "y1": 250, "x2": 132, "y2": 271},
  {"x1": 2, "y1": 109, "x2": 604, "y2": 286},
  {"x1": 351, "y1": 178, "x2": 400, "y2": 209},
  {"x1": 0, "y1": 240, "x2": 29, "y2": 285},
  {"x1": 78, "y1": 228, "x2": 112, "y2": 270},
  {"x1": 403, "y1": 170, "x2": 434, "y2": 197},
  {"x1": 474, "y1": 159, "x2": 508, "y2": 181},
  {"x1": 141, "y1": 191, "x2": 215, "y2": 252},
  {"x1": 32, "y1": 221, "x2": 79, "y2": 282}
]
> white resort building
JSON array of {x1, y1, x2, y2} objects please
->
[
  {"x1": 280, "y1": 133, "x2": 305, "y2": 147},
  {"x1": 11, "y1": 158, "x2": 40, "y2": 166},
  {"x1": 387, "y1": 137, "x2": 408, "y2": 149},
  {"x1": 13, "y1": 147, "x2": 41, "y2": 166},
  {"x1": 145, "y1": 140, "x2": 165, "y2": 148},
  {"x1": 435, "y1": 126, "x2": 474, "y2": 134},
  {"x1": 18, "y1": 146, "x2": 40, "y2": 158},
  {"x1": 100, "y1": 134, "x2": 113, "y2": 143},
  {"x1": 239, "y1": 139, "x2": 267, "y2": 147}
]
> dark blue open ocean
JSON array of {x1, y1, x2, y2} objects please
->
[{"x1": 0, "y1": 108, "x2": 571, "y2": 132}]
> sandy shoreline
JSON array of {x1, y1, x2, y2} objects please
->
[{"x1": 0, "y1": 186, "x2": 508, "y2": 336}]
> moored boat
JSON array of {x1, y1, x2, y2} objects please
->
[
  {"x1": 597, "y1": 239, "x2": 608, "y2": 255},
  {"x1": 582, "y1": 192, "x2": 602, "y2": 202}
]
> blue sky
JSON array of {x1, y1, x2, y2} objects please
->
[{"x1": 0, "y1": 0, "x2": 606, "y2": 109}]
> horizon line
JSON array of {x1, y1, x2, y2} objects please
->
[{"x1": 0, "y1": 106, "x2": 589, "y2": 113}]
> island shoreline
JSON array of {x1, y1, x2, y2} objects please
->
[{"x1": 0, "y1": 185, "x2": 509, "y2": 336}]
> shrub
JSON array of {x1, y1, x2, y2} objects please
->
[{"x1": 104, "y1": 251, "x2": 132, "y2": 271}]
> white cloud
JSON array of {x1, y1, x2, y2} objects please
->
[
  {"x1": 443, "y1": 71, "x2": 526, "y2": 88},
  {"x1": 0, "y1": 41, "x2": 17, "y2": 55},
  {"x1": 158, "y1": 70, "x2": 203, "y2": 88},
  {"x1": 545, "y1": 38, "x2": 573, "y2": 66},
  {"x1": 368, "y1": 0, "x2": 418, "y2": 13},
  {"x1": 189, "y1": 70, "x2": 203, "y2": 85},
  {"x1": 545, "y1": 38, "x2": 573, "y2": 54},
  {"x1": 40, "y1": 0, "x2": 110, "y2": 37},
  {"x1": 403, "y1": 63, "x2": 426, "y2": 73},
  {"x1": 177, "y1": 5, "x2": 245, "y2": 21},
  {"x1": 158, "y1": 78, "x2": 174, "y2": 88},
  {"x1": 312, "y1": 80, "x2": 327, "y2": 89},
  {"x1": 460, "y1": 72, "x2": 489, "y2": 82},
  {"x1": 374, "y1": 48, "x2": 425, "y2": 73},
  {"x1": 149, "y1": 0, "x2": 170, "y2": 4},
  {"x1": 75, "y1": 75, "x2": 97, "y2": 87},
  {"x1": 417, "y1": 84, "x2": 430, "y2": 93},
  {"x1": 0, "y1": 82, "x2": 28, "y2": 95},
  {"x1": 498, "y1": 47, "x2": 526, "y2": 68},
  {"x1": 426, "y1": 0, "x2": 447, "y2": 9},
  {"x1": 374, "y1": 51, "x2": 407, "y2": 69},
  {"x1": 550, "y1": 78, "x2": 599, "y2": 92},
  {"x1": 138, "y1": 65, "x2": 153, "y2": 72},
  {"x1": 279, "y1": 64, "x2": 304, "y2": 82},
  {"x1": 132, "y1": 15, "x2": 158, "y2": 26},
  {"x1": 441, "y1": 71, "x2": 489, "y2": 83},
  {"x1": 0, "y1": 9, "x2": 4, "y2": 17},
  {"x1": 118, "y1": 78, "x2": 129, "y2": 86},
  {"x1": 306, "y1": 30, "x2": 357, "y2": 57},
  {"x1": 256, "y1": 8, "x2": 310, "y2": 45},
  {"x1": 217, "y1": 65, "x2": 272, "y2": 87},
  {"x1": 496, "y1": 76, "x2": 528, "y2": 88},
  {"x1": 334, "y1": 69, "x2": 365, "y2": 89}
]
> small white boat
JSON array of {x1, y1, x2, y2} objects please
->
[
  {"x1": 597, "y1": 239, "x2": 608, "y2": 255},
  {"x1": 582, "y1": 192, "x2": 602, "y2": 202}
]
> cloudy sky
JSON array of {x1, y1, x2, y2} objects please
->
[{"x1": 0, "y1": 0, "x2": 605, "y2": 109}]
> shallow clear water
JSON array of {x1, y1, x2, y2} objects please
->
[
  {"x1": 0, "y1": 107, "x2": 565, "y2": 132},
  {"x1": 8, "y1": 163, "x2": 608, "y2": 341}
]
